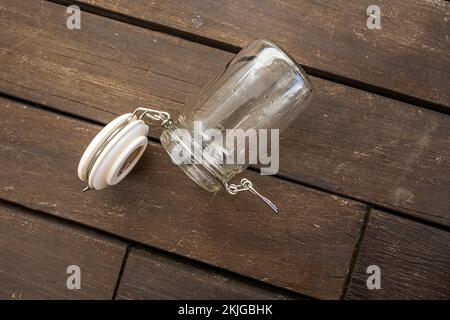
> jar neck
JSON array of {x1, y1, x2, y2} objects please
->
[{"x1": 160, "y1": 122, "x2": 228, "y2": 193}]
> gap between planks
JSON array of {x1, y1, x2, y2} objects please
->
[
  {"x1": 340, "y1": 205, "x2": 372, "y2": 299},
  {"x1": 112, "y1": 245, "x2": 131, "y2": 300}
]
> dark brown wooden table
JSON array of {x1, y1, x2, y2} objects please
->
[{"x1": 0, "y1": 0, "x2": 449, "y2": 299}]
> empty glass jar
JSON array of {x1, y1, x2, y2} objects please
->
[
  {"x1": 160, "y1": 39, "x2": 313, "y2": 197},
  {"x1": 78, "y1": 39, "x2": 313, "y2": 213}
]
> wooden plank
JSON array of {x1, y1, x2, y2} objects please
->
[
  {"x1": 0, "y1": 98, "x2": 365, "y2": 299},
  {"x1": 346, "y1": 210, "x2": 450, "y2": 299},
  {"x1": 0, "y1": 202, "x2": 126, "y2": 299},
  {"x1": 0, "y1": 1, "x2": 450, "y2": 225},
  {"x1": 116, "y1": 248, "x2": 302, "y2": 299},
  {"x1": 76, "y1": 0, "x2": 450, "y2": 108},
  {"x1": 1, "y1": 0, "x2": 449, "y2": 225}
]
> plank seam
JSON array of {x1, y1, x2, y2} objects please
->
[
  {"x1": 46, "y1": 0, "x2": 450, "y2": 116},
  {"x1": 340, "y1": 205, "x2": 372, "y2": 299},
  {"x1": 0, "y1": 92, "x2": 105, "y2": 128},
  {"x1": 112, "y1": 244, "x2": 131, "y2": 300}
]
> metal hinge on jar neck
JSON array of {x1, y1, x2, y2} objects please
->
[
  {"x1": 225, "y1": 178, "x2": 279, "y2": 214},
  {"x1": 131, "y1": 107, "x2": 172, "y2": 128}
]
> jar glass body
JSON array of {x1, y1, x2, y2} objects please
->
[{"x1": 161, "y1": 39, "x2": 313, "y2": 192}]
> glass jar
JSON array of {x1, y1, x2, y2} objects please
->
[
  {"x1": 160, "y1": 39, "x2": 313, "y2": 196},
  {"x1": 78, "y1": 39, "x2": 313, "y2": 213}
]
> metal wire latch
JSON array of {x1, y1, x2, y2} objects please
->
[{"x1": 225, "y1": 178, "x2": 278, "y2": 214}]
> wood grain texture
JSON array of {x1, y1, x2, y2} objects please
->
[
  {"x1": 78, "y1": 0, "x2": 450, "y2": 107},
  {"x1": 1, "y1": 0, "x2": 449, "y2": 225},
  {"x1": 346, "y1": 210, "x2": 450, "y2": 299},
  {"x1": 0, "y1": 202, "x2": 126, "y2": 299},
  {"x1": 0, "y1": 98, "x2": 365, "y2": 299},
  {"x1": 116, "y1": 248, "x2": 303, "y2": 299}
]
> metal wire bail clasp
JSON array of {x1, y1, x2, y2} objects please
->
[
  {"x1": 130, "y1": 107, "x2": 172, "y2": 127},
  {"x1": 225, "y1": 178, "x2": 279, "y2": 214}
]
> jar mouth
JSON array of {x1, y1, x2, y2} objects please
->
[{"x1": 160, "y1": 124, "x2": 222, "y2": 193}]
